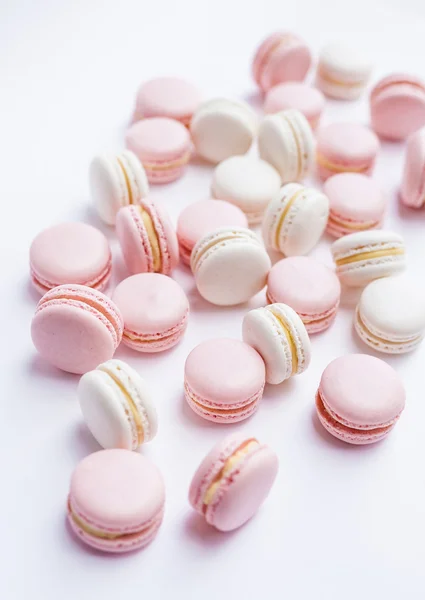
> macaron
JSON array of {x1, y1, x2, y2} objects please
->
[
  {"x1": 177, "y1": 199, "x2": 248, "y2": 266},
  {"x1": 316, "y1": 122, "x2": 380, "y2": 181},
  {"x1": 262, "y1": 183, "x2": 329, "y2": 257},
  {"x1": 67, "y1": 450, "x2": 165, "y2": 552},
  {"x1": 112, "y1": 273, "x2": 189, "y2": 352},
  {"x1": 355, "y1": 275, "x2": 425, "y2": 354},
  {"x1": 78, "y1": 359, "x2": 158, "y2": 450},
  {"x1": 264, "y1": 82, "x2": 325, "y2": 129},
  {"x1": 89, "y1": 150, "x2": 149, "y2": 225},
  {"x1": 258, "y1": 109, "x2": 315, "y2": 182},
  {"x1": 189, "y1": 433, "x2": 279, "y2": 531},
  {"x1": 252, "y1": 31, "x2": 312, "y2": 92},
  {"x1": 184, "y1": 338, "x2": 266, "y2": 423},
  {"x1": 332, "y1": 230, "x2": 406, "y2": 287},
  {"x1": 132, "y1": 77, "x2": 201, "y2": 126},
  {"x1": 29, "y1": 222, "x2": 111, "y2": 295},
  {"x1": 126, "y1": 117, "x2": 191, "y2": 183},
  {"x1": 190, "y1": 99, "x2": 257, "y2": 164},
  {"x1": 31, "y1": 284, "x2": 123, "y2": 375},
  {"x1": 370, "y1": 74, "x2": 425, "y2": 141},
  {"x1": 116, "y1": 201, "x2": 179, "y2": 275},
  {"x1": 266, "y1": 257, "x2": 341, "y2": 334},
  {"x1": 400, "y1": 128, "x2": 425, "y2": 208},
  {"x1": 324, "y1": 173, "x2": 386, "y2": 238},
  {"x1": 316, "y1": 354, "x2": 405, "y2": 445},
  {"x1": 190, "y1": 227, "x2": 271, "y2": 306},
  {"x1": 211, "y1": 156, "x2": 281, "y2": 224},
  {"x1": 316, "y1": 43, "x2": 372, "y2": 100}
]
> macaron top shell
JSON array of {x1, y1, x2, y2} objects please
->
[
  {"x1": 133, "y1": 77, "x2": 201, "y2": 122},
  {"x1": 264, "y1": 82, "x2": 325, "y2": 123},
  {"x1": 318, "y1": 43, "x2": 372, "y2": 81},
  {"x1": 126, "y1": 117, "x2": 191, "y2": 162},
  {"x1": 324, "y1": 173, "x2": 385, "y2": 221},
  {"x1": 317, "y1": 123, "x2": 380, "y2": 165},
  {"x1": 319, "y1": 354, "x2": 405, "y2": 428}
]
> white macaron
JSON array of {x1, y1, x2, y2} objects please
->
[
  {"x1": 316, "y1": 43, "x2": 372, "y2": 100},
  {"x1": 78, "y1": 359, "x2": 158, "y2": 450}
]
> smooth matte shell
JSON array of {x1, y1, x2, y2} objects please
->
[
  {"x1": 126, "y1": 117, "x2": 191, "y2": 162},
  {"x1": 401, "y1": 128, "x2": 425, "y2": 208}
]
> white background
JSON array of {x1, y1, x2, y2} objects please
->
[{"x1": 2, "y1": 1, "x2": 425, "y2": 598}]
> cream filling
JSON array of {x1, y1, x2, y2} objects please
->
[
  {"x1": 328, "y1": 212, "x2": 378, "y2": 231},
  {"x1": 143, "y1": 150, "x2": 191, "y2": 171},
  {"x1": 139, "y1": 208, "x2": 161, "y2": 271},
  {"x1": 317, "y1": 67, "x2": 366, "y2": 88},
  {"x1": 268, "y1": 307, "x2": 298, "y2": 374},
  {"x1": 356, "y1": 309, "x2": 421, "y2": 347},
  {"x1": 336, "y1": 247, "x2": 405, "y2": 266},
  {"x1": 192, "y1": 232, "x2": 257, "y2": 273},
  {"x1": 316, "y1": 152, "x2": 371, "y2": 174},
  {"x1": 117, "y1": 157, "x2": 134, "y2": 205},
  {"x1": 274, "y1": 188, "x2": 305, "y2": 248},
  {"x1": 282, "y1": 114, "x2": 302, "y2": 179}
]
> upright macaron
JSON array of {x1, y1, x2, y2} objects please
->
[
  {"x1": 258, "y1": 109, "x2": 315, "y2": 182},
  {"x1": 316, "y1": 354, "x2": 405, "y2": 445},
  {"x1": 252, "y1": 31, "x2": 312, "y2": 92},
  {"x1": 89, "y1": 150, "x2": 149, "y2": 225},
  {"x1": 316, "y1": 43, "x2": 372, "y2": 100},
  {"x1": 126, "y1": 117, "x2": 191, "y2": 183},
  {"x1": 78, "y1": 359, "x2": 158, "y2": 450},
  {"x1": 189, "y1": 434, "x2": 279, "y2": 531},
  {"x1": 400, "y1": 128, "x2": 425, "y2": 208},
  {"x1": 190, "y1": 99, "x2": 257, "y2": 164},
  {"x1": 184, "y1": 338, "x2": 266, "y2": 423},
  {"x1": 30, "y1": 222, "x2": 111, "y2": 295},
  {"x1": 31, "y1": 285, "x2": 123, "y2": 374},
  {"x1": 264, "y1": 82, "x2": 325, "y2": 129},
  {"x1": 116, "y1": 201, "x2": 179, "y2": 275},
  {"x1": 67, "y1": 450, "x2": 165, "y2": 552}
]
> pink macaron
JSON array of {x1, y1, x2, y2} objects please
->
[
  {"x1": 189, "y1": 433, "x2": 279, "y2": 532},
  {"x1": 267, "y1": 257, "x2": 341, "y2": 334},
  {"x1": 31, "y1": 284, "x2": 123, "y2": 374},
  {"x1": 132, "y1": 77, "x2": 201, "y2": 127},
  {"x1": 177, "y1": 199, "x2": 248, "y2": 266},
  {"x1": 116, "y1": 201, "x2": 179, "y2": 276},
  {"x1": 252, "y1": 31, "x2": 312, "y2": 92},
  {"x1": 401, "y1": 128, "x2": 425, "y2": 208},
  {"x1": 126, "y1": 117, "x2": 191, "y2": 183},
  {"x1": 370, "y1": 74, "x2": 425, "y2": 141},
  {"x1": 316, "y1": 122, "x2": 380, "y2": 181},
  {"x1": 316, "y1": 354, "x2": 405, "y2": 445},
  {"x1": 184, "y1": 338, "x2": 265, "y2": 423},
  {"x1": 67, "y1": 449, "x2": 165, "y2": 552},
  {"x1": 29, "y1": 222, "x2": 111, "y2": 295},
  {"x1": 264, "y1": 82, "x2": 325, "y2": 129},
  {"x1": 324, "y1": 173, "x2": 386, "y2": 237},
  {"x1": 112, "y1": 273, "x2": 189, "y2": 352}
]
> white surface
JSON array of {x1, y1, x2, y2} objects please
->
[{"x1": 2, "y1": 1, "x2": 425, "y2": 598}]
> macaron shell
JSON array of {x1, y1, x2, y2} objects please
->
[
  {"x1": 255, "y1": 33, "x2": 312, "y2": 91},
  {"x1": 116, "y1": 206, "x2": 151, "y2": 274},
  {"x1": 89, "y1": 155, "x2": 128, "y2": 225},
  {"x1": 401, "y1": 128, "x2": 425, "y2": 208},
  {"x1": 264, "y1": 82, "x2": 325, "y2": 127},
  {"x1": 316, "y1": 43, "x2": 372, "y2": 100},
  {"x1": 148, "y1": 203, "x2": 180, "y2": 274},
  {"x1": 133, "y1": 77, "x2": 201, "y2": 123},
  {"x1": 126, "y1": 117, "x2": 191, "y2": 162}
]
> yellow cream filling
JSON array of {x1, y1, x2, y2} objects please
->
[
  {"x1": 356, "y1": 310, "x2": 418, "y2": 347},
  {"x1": 139, "y1": 208, "x2": 161, "y2": 271},
  {"x1": 282, "y1": 115, "x2": 302, "y2": 179},
  {"x1": 203, "y1": 440, "x2": 259, "y2": 506},
  {"x1": 143, "y1": 150, "x2": 191, "y2": 171},
  {"x1": 329, "y1": 213, "x2": 377, "y2": 231},
  {"x1": 268, "y1": 307, "x2": 298, "y2": 374},
  {"x1": 316, "y1": 153, "x2": 370, "y2": 174},
  {"x1": 336, "y1": 247, "x2": 404, "y2": 267},
  {"x1": 275, "y1": 189, "x2": 305, "y2": 248},
  {"x1": 318, "y1": 68, "x2": 365, "y2": 88},
  {"x1": 117, "y1": 157, "x2": 134, "y2": 205},
  {"x1": 192, "y1": 233, "x2": 251, "y2": 272}
]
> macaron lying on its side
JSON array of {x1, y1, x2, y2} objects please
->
[{"x1": 400, "y1": 128, "x2": 425, "y2": 208}]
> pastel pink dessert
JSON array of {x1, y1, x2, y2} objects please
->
[
  {"x1": 177, "y1": 199, "x2": 248, "y2": 266},
  {"x1": 112, "y1": 273, "x2": 189, "y2": 352},
  {"x1": 264, "y1": 82, "x2": 325, "y2": 129},
  {"x1": 126, "y1": 117, "x2": 191, "y2": 183},
  {"x1": 316, "y1": 122, "x2": 380, "y2": 181},
  {"x1": 401, "y1": 128, "x2": 425, "y2": 208},
  {"x1": 267, "y1": 257, "x2": 341, "y2": 333},
  {"x1": 324, "y1": 173, "x2": 386, "y2": 237},
  {"x1": 370, "y1": 74, "x2": 425, "y2": 141},
  {"x1": 132, "y1": 77, "x2": 201, "y2": 127},
  {"x1": 31, "y1": 284, "x2": 123, "y2": 375},
  {"x1": 29, "y1": 222, "x2": 111, "y2": 295},
  {"x1": 67, "y1": 450, "x2": 165, "y2": 552},
  {"x1": 184, "y1": 338, "x2": 265, "y2": 423},
  {"x1": 189, "y1": 433, "x2": 279, "y2": 531},
  {"x1": 116, "y1": 201, "x2": 179, "y2": 275},
  {"x1": 252, "y1": 31, "x2": 312, "y2": 92},
  {"x1": 316, "y1": 354, "x2": 405, "y2": 445}
]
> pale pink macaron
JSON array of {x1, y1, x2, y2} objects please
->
[
  {"x1": 316, "y1": 354, "x2": 405, "y2": 445},
  {"x1": 67, "y1": 449, "x2": 165, "y2": 552},
  {"x1": 184, "y1": 338, "x2": 266, "y2": 423},
  {"x1": 132, "y1": 77, "x2": 202, "y2": 127},
  {"x1": 112, "y1": 273, "x2": 189, "y2": 352},
  {"x1": 126, "y1": 117, "x2": 191, "y2": 183},
  {"x1": 267, "y1": 257, "x2": 341, "y2": 334},
  {"x1": 116, "y1": 201, "x2": 179, "y2": 276},
  {"x1": 264, "y1": 82, "x2": 325, "y2": 129},
  {"x1": 400, "y1": 128, "x2": 425, "y2": 208},
  {"x1": 370, "y1": 74, "x2": 425, "y2": 141},
  {"x1": 31, "y1": 284, "x2": 123, "y2": 375},
  {"x1": 177, "y1": 199, "x2": 248, "y2": 266},
  {"x1": 324, "y1": 173, "x2": 386, "y2": 237},
  {"x1": 189, "y1": 433, "x2": 279, "y2": 531},
  {"x1": 316, "y1": 122, "x2": 380, "y2": 181},
  {"x1": 29, "y1": 222, "x2": 111, "y2": 295},
  {"x1": 252, "y1": 31, "x2": 312, "y2": 92}
]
